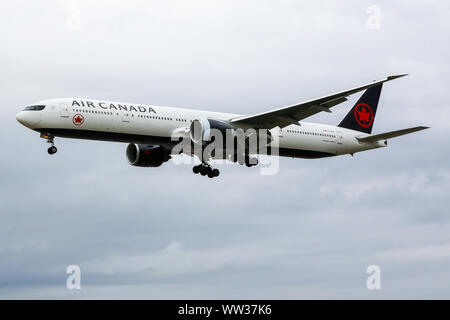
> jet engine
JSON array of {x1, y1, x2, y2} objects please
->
[
  {"x1": 189, "y1": 118, "x2": 273, "y2": 144},
  {"x1": 126, "y1": 144, "x2": 171, "y2": 167}
]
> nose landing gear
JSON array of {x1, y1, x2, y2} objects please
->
[
  {"x1": 41, "y1": 132, "x2": 57, "y2": 155},
  {"x1": 193, "y1": 164, "x2": 220, "y2": 178}
]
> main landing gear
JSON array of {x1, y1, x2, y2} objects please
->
[{"x1": 192, "y1": 163, "x2": 220, "y2": 178}]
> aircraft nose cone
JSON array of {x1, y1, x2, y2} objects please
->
[
  {"x1": 16, "y1": 111, "x2": 25, "y2": 125},
  {"x1": 16, "y1": 110, "x2": 39, "y2": 128}
]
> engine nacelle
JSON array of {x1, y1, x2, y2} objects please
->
[
  {"x1": 190, "y1": 118, "x2": 273, "y2": 147},
  {"x1": 126, "y1": 144, "x2": 170, "y2": 167},
  {"x1": 189, "y1": 118, "x2": 235, "y2": 144}
]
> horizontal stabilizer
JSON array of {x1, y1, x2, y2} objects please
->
[{"x1": 356, "y1": 126, "x2": 429, "y2": 143}]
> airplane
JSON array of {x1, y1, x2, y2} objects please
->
[{"x1": 16, "y1": 74, "x2": 428, "y2": 178}]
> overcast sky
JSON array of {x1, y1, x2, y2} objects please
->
[{"x1": 0, "y1": 0, "x2": 449, "y2": 299}]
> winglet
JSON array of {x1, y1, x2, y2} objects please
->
[{"x1": 387, "y1": 74, "x2": 409, "y2": 80}]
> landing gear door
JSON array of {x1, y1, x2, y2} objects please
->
[{"x1": 59, "y1": 103, "x2": 69, "y2": 118}]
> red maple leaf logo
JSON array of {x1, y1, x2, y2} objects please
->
[
  {"x1": 357, "y1": 107, "x2": 370, "y2": 122},
  {"x1": 73, "y1": 114, "x2": 84, "y2": 125},
  {"x1": 354, "y1": 103, "x2": 373, "y2": 127}
]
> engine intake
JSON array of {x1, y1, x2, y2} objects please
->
[
  {"x1": 190, "y1": 118, "x2": 235, "y2": 144},
  {"x1": 126, "y1": 144, "x2": 170, "y2": 167}
]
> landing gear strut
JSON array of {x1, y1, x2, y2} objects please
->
[{"x1": 193, "y1": 163, "x2": 220, "y2": 178}]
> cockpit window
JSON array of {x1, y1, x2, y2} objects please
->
[{"x1": 24, "y1": 105, "x2": 45, "y2": 111}]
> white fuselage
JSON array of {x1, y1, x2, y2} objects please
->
[{"x1": 16, "y1": 98, "x2": 386, "y2": 158}]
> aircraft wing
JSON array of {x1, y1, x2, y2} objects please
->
[
  {"x1": 230, "y1": 74, "x2": 408, "y2": 129},
  {"x1": 356, "y1": 126, "x2": 429, "y2": 143}
]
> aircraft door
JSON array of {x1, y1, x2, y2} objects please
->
[
  {"x1": 337, "y1": 131, "x2": 343, "y2": 144},
  {"x1": 122, "y1": 111, "x2": 130, "y2": 122},
  {"x1": 59, "y1": 103, "x2": 69, "y2": 118},
  {"x1": 278, "y1": 127, "x2": 283, "y2": 138}
]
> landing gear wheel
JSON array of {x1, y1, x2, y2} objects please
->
[
  {"x1": 200, "y1": 165, "x2": 208, "y2": 176},
  {"x1": 205, "y1": 166, "x2": 212, "y2": 175},
  {"x1": 207, "y1": 168, "x2": 219, "y2": 178},
  {"x1": 47, "y1": 146, "x2": 57, "y2": 155},
  {"x1": 195, "y1": 163, "x2": 219, "y2": 178}
]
